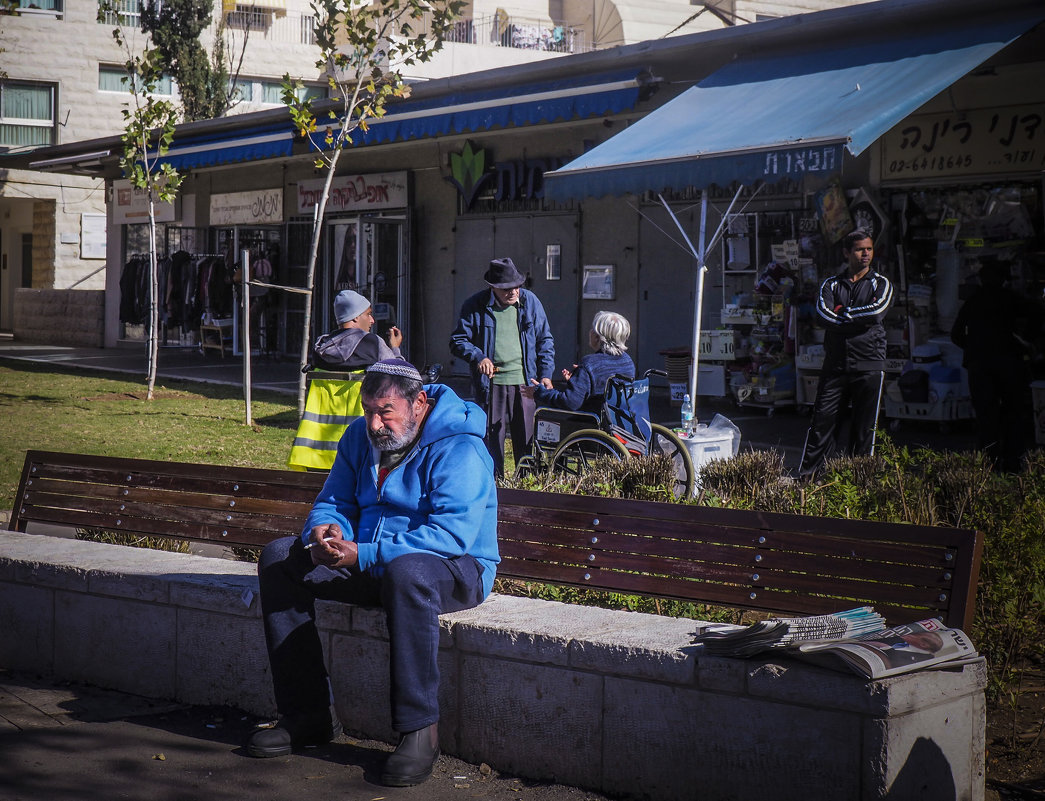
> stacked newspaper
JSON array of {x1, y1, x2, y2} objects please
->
[
  {"x1": 696, "y1": 611, "x2": 980, "y2": 679},
  {"x1": 696, "y1": 607, "x2": 886, "y2": 658}
]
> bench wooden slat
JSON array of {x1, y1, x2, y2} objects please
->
[
  {"x1": 496, "y1": 559, "x2": 944, "y2": 625},
  {"x1": 10, "y1": 451, "x2": 983, "y2": 631},
  {"x1": 22, "y1": 491, "x2": 307, "y2": 534},
  {"x1": 15, "y1": 506, "x2": 299, "y2": 547},
  {"x1": 498, "y1": 519, "x2": 950, "y2": 578},
  {"x1": 25, "y1": 480, "x2": 315, "y2": 519},
  {"x1": 497, "y1": 534, "x2": 950, "y2": 599},
  {"x1": 24, "y1": 463, "x2": 323, "y2": 504},
  {"x1": 498, "y1": 538, "x2": 953, "y2": 609},
  {"x1": 498, "y1": 488, "x2": 974, "y2": 549}
]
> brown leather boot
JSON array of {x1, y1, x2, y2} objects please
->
[{"x1": 380, "y1": 722, "x2": 439, "y2": 786}]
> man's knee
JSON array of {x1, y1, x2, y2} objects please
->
[{"x1": 258, "y1": 536, "x2": 299, "y2": 576}]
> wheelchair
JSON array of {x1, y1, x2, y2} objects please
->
[{"x1": 515, "y1": 368, "x2": 695, "y2": 498}]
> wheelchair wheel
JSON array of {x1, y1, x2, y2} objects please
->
[
  {"x1": 649, "y1": 423, "x2": 695, "y2": 499},
  {"x1": 550, "y1": 429, "x2": 629, "y2": 477},
  {"x1": 513, "y1": 454, "x2": 540, "y2": 482}
]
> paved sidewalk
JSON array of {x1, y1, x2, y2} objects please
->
[{"x1": 0, "y1": 669, "x2": 614, "y2": 801}]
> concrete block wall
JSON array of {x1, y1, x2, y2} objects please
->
[
  {"x1": 13, "y1": 288, "x2": 105, "y2": 347},
  {"x1": 0, "y1": 531, "x2": 986, "y2": 801}
]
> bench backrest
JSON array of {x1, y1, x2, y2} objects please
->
[
  {"x1": 11, "y1": 450, "x2": 326, "y2": 549},
  {"x1": 496, "y1": 488, "x2": 982, "y2": 631},
  {"x1": 10, "y1": 451, "x2": 982, "y2": 630}
]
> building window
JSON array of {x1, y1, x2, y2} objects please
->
[
  {"x1": 9, "y1": 0, "x2": 64, "y2": 18},
  {"x1": 97, "y1": 0, "x2": 141, "y2": 28},
  {"x1": 260, "y1": 81, "x2": 325, "y2": 105},
  {"x1": 229, "y1": 79, "x2": 254, "y2": 103},
  {"x1": 99, "y1": 65, "x2": 173, "y2": 97},
  {"x1": 0, "y1": 82, "x2": 56, "y2": 148}
]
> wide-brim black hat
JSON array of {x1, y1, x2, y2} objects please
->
[{"x1": 484, "y1": 258, "x2": 525, "y2": 289}]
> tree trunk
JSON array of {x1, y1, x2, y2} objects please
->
[
  {"x1": 146, "y1": 194, "x2": 160, "y2": 401},
  {"x1": 296, "y1": 147, "x2": 344, "y2": 416}
]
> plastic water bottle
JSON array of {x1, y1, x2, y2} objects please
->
[{"x1": 681, "y1": 394, "x2": 694, "y2": 436}]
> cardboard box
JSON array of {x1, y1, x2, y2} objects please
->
[
  {"x1": 696, "y1": 364, "x2": 727, "y2": 397},
  {"x1": 671, "y1": 364, "x2": 728, "y2": 398},
  {"x1": 800, "y1": 374, "x2": 820, "y2": 405}
]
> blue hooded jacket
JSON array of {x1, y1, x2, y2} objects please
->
[{"x1": 301, "y1": 383, "x2": 500, "y2": 599}]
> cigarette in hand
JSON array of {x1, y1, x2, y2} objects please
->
[{"x1": 304, "y1": 537, "x2": 336, "y2": 550}]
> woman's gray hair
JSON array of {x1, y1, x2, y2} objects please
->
[{"x1": 592, "y1": 310, "x2": 630, "y2": 356}]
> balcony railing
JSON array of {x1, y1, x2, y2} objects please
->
[
  {"x1": 97, "y1": 0, "x2": 140, "y2": 28},
  {"x1": 223, "y1": 9, "x2": 317, "y2": 45},
  {"x1": 445, "y1": 13, "x2": 588, "y2": 53}
]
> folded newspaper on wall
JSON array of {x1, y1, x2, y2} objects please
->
[
  {"x1": 695, "y1": 610, "x2": 979, "y2": 679},
  {"x1": 696, "y1": 607, "x2": 886, "y2": 658},
  {"x1": 789, "y1": 618, "x2": 979, "y2": 679}
]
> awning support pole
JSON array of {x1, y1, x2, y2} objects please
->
[{"x1": 657, "y1": 186, "x2": 746, "y2": 407}]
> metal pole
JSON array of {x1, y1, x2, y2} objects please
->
[
  {"x1": 657, "y1": 188, "x2": 749, "y2": 406},
  {"x1": 241, "y1": 248, "x2": 252, "y2": 427}
]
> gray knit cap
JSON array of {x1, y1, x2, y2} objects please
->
[{"x1": 334, "y1": 290, "x2": 371, "y2": 324}]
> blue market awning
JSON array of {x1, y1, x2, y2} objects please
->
[
  {"x1": 152, "y1": 70, "x2": 644, "y2": 170},
  {"x1": 310, "y1": 69, "x2": 645, "y2": 150},
  {"x1": 151, "y1": 123, "x2": 295, "y2": 171},
  {"x1": 544, "y1": 12, "x2": 1044, "y2": 200}
]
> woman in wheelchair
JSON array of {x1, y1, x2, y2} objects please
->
[{"x1": 525, "y1": 311, "x2": 635, "y2": 413}]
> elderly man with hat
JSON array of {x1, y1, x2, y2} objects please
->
[
  {"x1": 248, "y1": 358, "x2": 499, "y2": 787},
  {"x1": 309, "y1": 289, "x2": 403, "y2": 371},
  {"x1": 449, "y1": 257, "x2": 555, "y2": 477}
]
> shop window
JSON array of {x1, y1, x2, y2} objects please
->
[
  {"x1": 99, "y1": 65, "x2": 173, "y2": 97},
  {"x1": 0, "y1": 82, "x2": 56, "y2": 149}
]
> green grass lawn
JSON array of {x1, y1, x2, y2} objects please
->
[{"x1": 0, "y1": 362, "x2": 299, "y2": 509}]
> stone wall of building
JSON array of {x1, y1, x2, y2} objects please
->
[{"x1": 13, "y1": 288, "x2": 105, "y2": 347}]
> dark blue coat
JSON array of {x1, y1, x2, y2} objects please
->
[
  {"x1": 449, "y1": 288, "x2": 555, "y2": 408},
  {"x1": 534, "y1": 351, "x2": 635, "y2": 414}
]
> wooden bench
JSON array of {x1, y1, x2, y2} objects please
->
[{"x1": 9, "y1": 450, "x2": 983, "y2": 630}]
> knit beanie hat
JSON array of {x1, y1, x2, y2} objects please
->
[{"x1": 334, "y1": 290, "x2": 371, "y2": 324}]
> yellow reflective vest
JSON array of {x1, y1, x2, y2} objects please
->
[{"x1": 287, "y1": 373, "x2": 365, "y2": 471}]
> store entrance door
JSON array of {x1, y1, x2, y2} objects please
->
[{"x1": 321, "y1": 215, "x2": 408, "y2": 358}]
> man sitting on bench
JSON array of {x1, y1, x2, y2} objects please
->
[{"x1": 248, "y1": 359, "x2": 499, "y2": 786}]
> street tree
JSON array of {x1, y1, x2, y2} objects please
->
[
  {"x1": 101, "y1": 6, "x2": 183, "y2": 400},
  {"x1": 140, "y1": 0, "x2": 247, "y2": 121},
  {"x1": 283, "y1": 0, "x2": 463, "y2": 413}
]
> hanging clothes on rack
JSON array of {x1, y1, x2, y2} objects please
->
[{"x1": 119, "y1": 254, "x2": 149, "y2": 325}]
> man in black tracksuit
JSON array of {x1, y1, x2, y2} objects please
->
[{"x1": 799, "y1": 230, "x2": 894, "y2": 480}]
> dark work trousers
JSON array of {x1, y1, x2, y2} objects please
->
[
  {"x1": 487, "y1": 383, "x2": 535, "y2": 477},
  {"x1": 966, "y1": 362, "x2": 1031, "y2": 472},
  {"x1": 257, "y1": 537, "x2": 485, "y2": 733},
  {"x1": 799, "y1": 368, "x2": 885, "y2": 478}
]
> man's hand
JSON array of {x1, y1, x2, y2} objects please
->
[
  {"x1": 478, "y1": 358, "x2": 496, "y2": 377},
  {"x1": 308, "y1": 523, "x2": 358, "y2": 569},
  {"x1": 386, "y1": 326, "x2": 403, "y2": 349}
]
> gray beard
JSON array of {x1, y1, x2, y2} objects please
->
[{"x1": 367, "y1": 414, "x2": 420, "y2": 452}]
